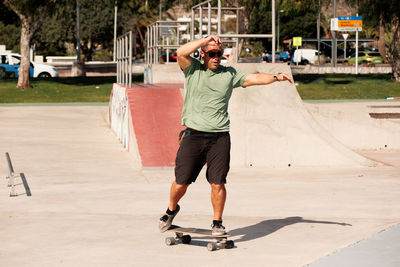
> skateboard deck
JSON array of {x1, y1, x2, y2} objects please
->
[{"x1": 165, "y1": 225, "x2": 234, "y2": 251}]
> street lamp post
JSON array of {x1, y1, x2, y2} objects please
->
[
  {"x1": 317, "y1": 0, "x2": 321, "y2": 65},
  {"x1": 72, "y1": 0, "x2": 84, "y2": 77},
  {"x1": 159, "y1": 0, "x2": 162, "y2": 20},
  {"x1": 76, "y1": 0, "x2": 80, "y2": 62},
  {"x1": 277, "y1": 9, "x2": 284, "y2": 52},
  {"x1": 113, "y1": 1, "x2": 117, "y2": 62},
  {"x1": 333, "y1": 0, "x2": 337, "y2": 67}
]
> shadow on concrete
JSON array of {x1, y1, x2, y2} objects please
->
[{"x1": 230, "y1": 217, "x2": 352, "y2": 243}]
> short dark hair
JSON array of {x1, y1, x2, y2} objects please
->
[{"x1": 201, "y1": 41, "x2": 221, "y2": 51}]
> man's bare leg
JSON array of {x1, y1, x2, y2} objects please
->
[
  {"x1": 159, "y1": 181, "x2": 188, "y2": 232},
  {"x1": 169, "y1": 181, "x2": 189, "y2": 211},
  {"x1": 210, "y1": 183, "x2": 226, "y2": 221}
]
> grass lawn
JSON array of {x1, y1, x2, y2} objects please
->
[
  {"x1": 294, "y1": 74, "x2": 400, "y2": 100},
  {"x1": 1, "y1": 73, "x2": 400, "y2": 103},
  {"x1": 0, "y1": 75, "x2": 142, "y2": 104}
]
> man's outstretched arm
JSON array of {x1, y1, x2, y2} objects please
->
[
  {"x1": 176, "y1": 35, "x2": 221, "y2": 71},
  {"x1": 242, "y1": 73, "x2": 292, "y2": 87}
]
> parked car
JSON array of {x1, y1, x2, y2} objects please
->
[
  {"x1": 0, "y1": 54, "x2": 34, "y2": 78},
  {"x1": 220, "y1": 55, "x2": 228, "y2": 64},
  {"x1": 279, "y1": 51, "x2": 291, "y2": 62},
  {"x1": 223, "y1": 48, "x2": 232, "y2": 58},
  {"x1": 261, "y1": 51, "x2": 291, "y2": 62},
  {"x1": 0, "y1": 62, "x2": 33, "y2": 78},
  {"x1": 0, "y1": 53, "x2": 58, "y2": 78},
  {"x1": 344, "y1": 51, "x2": 383, "y2": 64},
  {"x1": 161, "y1": 51, "x2": 177, "y2": 62}
]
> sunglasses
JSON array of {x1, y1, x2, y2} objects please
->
[{"x1": 203, "y1": 50, "x2": 223, "y2": 58}]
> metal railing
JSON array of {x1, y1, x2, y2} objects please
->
[
  {"x1": 116, "y1": 31, "x2": 135, "y2": 88},
  {"x1": 5, "y1": 152, "x2": 18, "y2": 197},
  {"x1": 146, "y1": 21, "x2": 187, "y2": 64},
  {"x1": 5, "y1": 152, "x2": 31, "y2": 197},
  {"x1": 145, "y1": 0, "x2": 277, "y2": 64},
  {"x1": 190, "y1": 0, "x2": 276, "y2": 63}
]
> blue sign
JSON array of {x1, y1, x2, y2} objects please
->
[{"x1": 338, "y1": 16, "x2": 362, "y2": 20}]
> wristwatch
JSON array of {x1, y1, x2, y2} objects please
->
[{"x1": 274, "y1": 73, "x2": 282, "y2": 81}]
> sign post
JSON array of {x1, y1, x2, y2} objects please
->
[
  {"x1": 330, "y1": 18, "x2": 338, "y2": 66},
  {"x1": 293, "y1": 37, "x2": 302, "y2": 47},
  {"x1": 356, "y1": 28, "x2": 359, "y2": 74},
  {"x1": 293, "y1": 37, "x2": 302, "y2": 66},
  {"x1": 332, "y1": 16, "x2": 362, "y2": 73},
  {"x1": 342, "y1": 33, "x2": 349, "y2": 59}
]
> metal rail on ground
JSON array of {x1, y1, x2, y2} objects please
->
[
  {"x1": 5, "y1": 152, "x2": 31, "y2": 197},
  {"x1": 5, "y1": 152, "x2": 18, "y2": 197}
]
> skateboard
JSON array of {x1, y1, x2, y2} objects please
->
[{"x1": 165, "y1": 225, "x2": 235, "y2": 251}]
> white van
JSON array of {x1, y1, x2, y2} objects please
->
[{"x1": 293, "y1": 49, "x2": 318, "y2": 65}]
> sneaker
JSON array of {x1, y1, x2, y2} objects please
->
[
  {"x1": 159, "y1": 204, "x2": 180, "y2": 233},
  {"x1": 211, "y1": 221, "x2": 227, "y2": 236}
]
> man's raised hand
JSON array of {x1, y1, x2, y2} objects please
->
[{"x1": 206, "y1": 35, "x2": 222, "y2": 45}]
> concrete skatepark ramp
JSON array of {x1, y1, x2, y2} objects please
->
[
  {"x1": 227, "y1": 63, "x2": 375, "y2": 167},
  {"x1": 127, "y1": 84, "x2": 184, "y2": 167},
  {"x1": 306, "y1": 102, "x2": 400, "y2": 151},
  {"x1": 110, "y1": 63, "x2": 376, "y2": 168},
  {"x1": 110, "y1": 83, "x2": 184, "y2": 167}
]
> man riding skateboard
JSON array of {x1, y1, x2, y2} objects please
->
[{"x1": 159, "y1": 35, "x2": 292, "y2": 235}]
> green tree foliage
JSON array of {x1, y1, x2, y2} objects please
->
[
  {"x1": 248, "y1": 0, "x2": 324, "y2": 49},
  {"x1": 252, "y1": 40, "x2": 264, "y2": 55},
  {"x1": 0, "y1": 22, "x2": 20, "y2": 52},
  {"x1": 32, "y1": 2, "x2": 76, "y2": 56},
  {"x1": 0, "y1": 1, "x2": 19, "y2": 51},
  {"x1": 338, "y1": 0, "x2": 400, "y2": 80},
  {"x1": 358, "y1": 0, "x2": 399, "y2": 72},
  {"x1": 280, "y1": 0, "x2": 322, "y2": 38},
  {"x1": 3, "y1": 0, "x2": 178, "y2": 62},
  {"x1": 78, "y1": 0, "x2": 115, "y2": 61},
  {"x1": 118, "y1": 0, "x2": 176, "y2": 58},
  {"x1": 34, "y1": 0, "x2": 116, "y2": 61},
  {"x1": 248, "y1": 0, "x2": 272, "y2": 35}
]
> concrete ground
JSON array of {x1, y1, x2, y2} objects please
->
[
  {"x1": 310, "y1": 223, "x2": 400, "y2": 267},
  {"x1": 1, "y1": 105, "x2": 400, "y2": 267}
]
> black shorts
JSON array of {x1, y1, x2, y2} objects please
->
[{"x1": 175, "y1": 128, "x2": 231, "y2": 185}]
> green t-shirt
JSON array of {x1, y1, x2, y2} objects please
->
[{"x1": 182, "y1": 58, "x2": 248, "y2": 132}]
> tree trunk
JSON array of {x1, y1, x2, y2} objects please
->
[
  {"x1": 378, "y1": 15, "x2": 386, "y2": 63},
  {"x1": 238, "y1": 38, "x2": 245, "y2": 59},
  {"x1": 392, "y1": 19, "x2": 400, "y2": 82},
  {"x1": 17, "y1": 18, "x2": 32, "y2": 88},
  {"x1": 236, "y1": 7, "x2": 250, "y2": 60}
]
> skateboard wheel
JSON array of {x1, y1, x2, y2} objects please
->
[
  {"x1": 207, "y1": 242, "x2": 217, "y2": 251},
  {"x1": 182, "y1": 235, "x2": 191, "y2": 244},
  {"x1": 225, "y1": 240, "x2": 234, "y2": 249},
  {"x1": 165, "y1": 237, "x2": 176, "y2": 246}
]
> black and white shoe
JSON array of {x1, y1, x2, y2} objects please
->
[
  {"x1": 159, "y1": 205, "x2": 180, "y2": 233},
  {"x1": 211, "y1": 220, "x2": 227, "y2": 236}
]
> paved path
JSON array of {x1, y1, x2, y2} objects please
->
[
  {"x1": 1, "y1": 105, "x2": 399, "y2": 266},
  {"x1": 310, "y1": 224, "x2": 400, "y2": 267}
]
